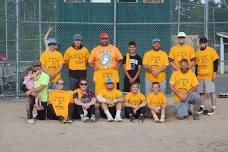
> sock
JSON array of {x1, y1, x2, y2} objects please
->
[
  {"x1": 211, "y1": 106, "x2": 216, "y2": 110},
  {"x1": 116, "y1": 110, "x2": 121, "y2": 117},
  {"x1": 83, "y1": 109, "x2": 88, "y2": 117},
  {"x1": 104, "y1": 109, "x2": 112, "y2": 118},
  {"x1": 200, "y1": 105, "x2": 205, "y2": 109},
  {"x1": 80, "y1": 114, "x2": 84, "y2": 118},
  {"x1": 153, "y1": 113, "x2": 159, "y2": 120}
]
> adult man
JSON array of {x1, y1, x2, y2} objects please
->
[
  {"x1": 40, "y1": 38, "x2": 64, "y2": 89},
  {"x1": 88, "y1": 33, "x2": 123, "y2": 94},
  {"x1": 169, "y1": 32, "x2": 196, "y2": 71},
  {"x1": 195, "y1": 37, "x2": 219, "y2": 115},
  {"x1": 143, "y1": 38, "x2": 169, "y2": 95},
  {"x1": 97, "y1": 78, "x2": 124, "y2": 122},
  {"x1": 64, "y1": 34, "x2": 89, "y2": 90},
  {"x1": 170, "y1": 58, "x2": 200, "y2": 120},
  {"x1": 25, "y1": 62, "x2": 50, "y2": 124}
]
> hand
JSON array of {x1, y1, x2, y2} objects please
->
[
  {"x1": 49, "y1": 73, "x2": 56, "y2": 80},
  {"x1": 212, "y1": 72, "x2": 216, "y2": 81},
  {"x1": 133, "y1": 106, "x2": 139, "y2": 114},
  {"x1": 178, "y1": 93, "x2": 188, "y2": 101},
  {"x1": 152, "y1": 70, "x2": 159, "y2": 78},
  {"x1": 25, "y1": 91, "x2": 31, "y2": 96},
  {"x1": 155, "y1": 106, "x2": 161, "y2": 113},
  {"x1": 93, "y1": 66, "x2": 99, "y2": 71},
  {"x1": 48, "y1": 26, "x2": 53, "y2": 33},
  {"x1": 129, "y1": 78, "x2": 134, "y2": 84}
]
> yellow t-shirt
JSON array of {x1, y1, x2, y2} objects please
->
[
  {"x1": 88, "y1": 44, "x2": 123, "y2": 83},
  {"x1": 147, "y1": 92, "x2": 167, "y2": 108},
  {"x1": 125, "y1": 92, "x2": 146, "y2": 106},
  {"x1": 170, "y1": 70, "x2": 198, "y2": 102},
  {"x1": 64, "y1": 46, "x2": 89, "y2": 70},
  {"x1": 94, "y1": 68, "x2": 118, "y2": 95},
  {"x1": 98, "y1": 88, "x2": 122, "y2": 107},
  {"x1": 143, "y1": 50, "x2": 169, "y2": 82},
  {"x1": 169, "y1": 44, "x2": 196, "y2": 68},
  {"x1": 196, "y1": 47, "x2": 219, "y2": 80},
  {"x1": 40, "y1": 50, "x2": 64, "y2": 82},
  {"x1": 48, "y1": 90, "x2": 73, "y2": 120}
]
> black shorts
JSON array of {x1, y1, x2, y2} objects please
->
[{"x1": 22, "y1": 84, "x2": 28, "y2": 92}]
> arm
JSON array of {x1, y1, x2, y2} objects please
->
[
  {"x1": 170, "y1": 84, "x2": 185, "y2": 101},
  {"x1": 138, "y1": 100, "x2": 146, "y2": 108},
  {"x1": 143, "y1": 64, "x2": 152, "y2": 73},
  {"x1": 41, "y1": 64, "x2": 51, "y2": 75},
  {"x1": 133, "y1": 65, "x2": 142, "y2": 81},
  {"x1": 25, "y1": 84, "x2": 46, "y2": 96},
  {"x1": 124, "y1": 101, "x2": 137, "y2": 109},
  {"x1": 169, "y1": 61, "x2": 179, "y2": 71},
  {"x1": 44, "y1": 27, "x2": 53, "y2": 50},
  {"x1": 189, "y1": 60, "x2": 195, "y2": 69},
  {"x1": 74, "y1": 98, "x2": 86, "y2": 107},
  {"x1": 154, "y1": 65, "x2": 168, "y2": 75},
  {"x1": 212, "y1": 59, "x2": 219, "y2": 81},
  {"x1": 186, "y1": 85, "x2": 198, "y2": 96},
  {"x1": 123, "y1": 64, "x2": 133, "y2": 80}
]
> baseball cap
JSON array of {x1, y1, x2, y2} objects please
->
[
  {"x1": 199, "y1": 37, "x2": 208, "y2": 43},
  {"x1": 33, "y1": 61, "x2": 41, "y2": 67},
  {"x1": 177, "y1": 32, "x2": 186, "y2": 38},
  {"x1": 47, "y1": 38, "x2": 57, "y2": 45},
  {"x1": 105, "y1": 77, "x2": 114, "y2": 84},
  {"x1": 73, "y1": 34, "x2": 82, "y2": 41},
  {"x1": 152, "y1": 38, "x2": 161, "y2": 44},
  {"x1": 100, "y1": 33, "x2": 109, "y2": 39}
]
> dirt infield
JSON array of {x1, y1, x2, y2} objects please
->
[{"x1": 0, "y1": 97, "x2": 228, "y2": 152}]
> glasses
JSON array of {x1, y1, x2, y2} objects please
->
[
  {"x1": 57, "y1": 82, "x2": 64, "y2": 85},
  {"x1": 80, "y1": 83, "x2": 87, "y2": 86}
]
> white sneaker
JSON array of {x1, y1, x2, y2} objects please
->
[
  {"x1": 159, "y1": 117, "x2": 165, "y2": 123},
  {"x1": 27, "y1": 119, "x2": 35, "y2": 124},
  {"x1": 107, "y1": 116, "x2": 114, "y2": 122},
  {"x1": 114, "y1": 116, "x2": 123, "y2": 122}
]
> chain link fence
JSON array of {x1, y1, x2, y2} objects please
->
[{"x1": 0, "y1": 0, "x2": 228, "y2": 98}]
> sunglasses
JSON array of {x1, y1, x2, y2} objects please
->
[
  {"x1": 57, "y1": 82, "x2": 64, "y2": 85},
  {"x1": 80, "y1": 83, "x2": 87, "y2": 86}
]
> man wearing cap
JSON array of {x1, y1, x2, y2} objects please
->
[
  {"x1": 143, "y1": 38, "x2": 169, "y2": 95},
  {"x1": 40, "y1": 38, "x2": 64, "y2": 89},
  {"x1": 97, "y1": 78, "x2": 124, "y2": 122},
  {"x1": 88, "y1": 33, "x2": 123, "y2": 94},
  {"x1": 25, "y1": 62, "x2": 50, "y2": 124},
  {"x1": 195, "y1": 37, "x2": 219, "y2": 115},
  {"x1": 64, "y1": 34, "x2": 89, "y2": 90},
  {"x1": 169, "y1": 32, "x2": 196, "y2": 71}
]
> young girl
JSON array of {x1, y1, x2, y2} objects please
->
[{"x1": 23, "y1": 67, "x2": 43, "y2": 110}]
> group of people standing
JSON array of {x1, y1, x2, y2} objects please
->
[{"x1": 24, "y1": 27, "x2": 219, "y2": 124}]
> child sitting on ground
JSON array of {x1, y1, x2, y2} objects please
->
[
  {"x1": 23, "y1": 67, "x2": 43, "y2": 110},
  {"x1": 147, "y1": 82, "x2": 167, "y2": 123}
]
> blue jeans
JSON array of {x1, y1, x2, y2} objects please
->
[{"x1": 48, "y1": 82, "x2": 56, "y2": 90}]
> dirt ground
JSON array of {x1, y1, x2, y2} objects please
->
[{"x1": 0, "y1": 97, "x2": 228, "y2": 152}]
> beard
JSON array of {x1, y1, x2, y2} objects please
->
[
  {"x1": 200, "y1": 46, "x2": 207, "y2": 50},
  {"x1": 181, "y1": 68, "x2": 188, "y2": 73},
  {"x1": 152, "y1": 47, "x2": 160, "y2": 51}
]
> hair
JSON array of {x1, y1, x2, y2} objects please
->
[
  {"x1": 131, "y1": 82, "x2": 140, "y2": 88},
  {"x1": 57, "y1": 78, "x2": 64, "y2": 83},
  {"x1": 23, "y1": 67, "x2": 34, "y2": 77},
  {"x1": 72, "y1": 43, "x2": 83, "y2": 49},
  {"x1": 79, "y1": 77, "x2": 88, "y2": 83},
  {"x1": 152, "y1": 82, "x2": 160, "y2": 87},
  {"x1": 128, "y1": 41, "x2": 136, "y2": 47},
  {"x1": 199, "y1": 37, "x2": 208, "y2": 44},
  {"x1": 179, "y1": 58, "x2": 189, "y2": 64}
]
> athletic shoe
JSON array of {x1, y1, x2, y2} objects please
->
[
  {"x1": 159, "y1": 116, "x2": 165, "y2": 123},
  {"x1": 129, "y1": 114, "x2": 135, "y2": 122},
  {"x1": 66, "y1": 119, "x2": 73, "y2": 123},
  {"x1": 207, "y1": 108, "x2": 216, "y2": 116},
  {"x1": 27, "y1": 119, "x2": 35, "y2": 124},
  {"x1": 107, "y1": 116, "x2": 114, "y2": 122},
  {"x1": 198, "y1": 107, "x2": 209, "y2": 115},
  {"x1": 138, "y1": 114, "x2": 144, "y2": 123},
  {"x1": 177, "y1": 116, "x2": 188, "y2": 120},
  {"x1": 193, "y1": 113, "x2": 200, "y2": 120},
  {"x1": 90, "y1": 114, "x2": 96, "y2": 122},
  {"x1": 81, "y1": 116, "x2": 89, "y2": 122},
  {"x1": 114, "y1": 116, "x2": 123, "y2": 122}
]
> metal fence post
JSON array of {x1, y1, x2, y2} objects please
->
[
  {"x1": 16, "y1": 0, "x2": 20, "y2": 99},
  {"x1": 5, "y1": 0, "x2": 8, "y2": 59},
  {"x1": 204, "y1": 0, "x2": 208, "y2": 38},
  {"x1": 39, "y1": 0, "x2": 42, "y2": 55},
  {"x1": 113, "y1": 0, "x2": 117, "y2": 45},
  {"x1": 177, "y1": 0, "x2": 180, "y2": 33}
]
